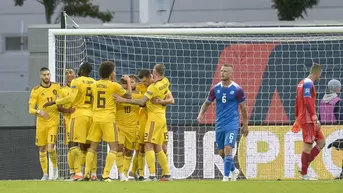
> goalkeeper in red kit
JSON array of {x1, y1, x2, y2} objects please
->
[{"x1": 292, "y1": 63, "x2": 326, "y2": 180}]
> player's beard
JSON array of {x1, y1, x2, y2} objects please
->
[{"x1": 42, "y1": 78, "x2": 50, "y2": 85}]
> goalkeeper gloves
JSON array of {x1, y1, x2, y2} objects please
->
[{"x1": 291, "y1": 120, "x2": 301, "y2": 133}]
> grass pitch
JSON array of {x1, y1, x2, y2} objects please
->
[{"x1": 1, "y1": 180, "x2": 342, "y2": 193}]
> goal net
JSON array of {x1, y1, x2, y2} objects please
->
[{"x1": 49, "y1": 27, "x2": 343, "y2": 180}]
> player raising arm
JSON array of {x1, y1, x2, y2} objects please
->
[
  {"x1": 43, "y1": 62, "x2": 95, "y2": 181},
  {"x1": 293, "y1": 63, "x2": 325, "y2": 180},
  {"x1": 115, "y1": 63, "x2": 173, "y2": 181},
  {"x1": 28, "y1": 67, "x2": 61, "y2": 180},
  {"x1": 56, "y1": 68, "x2": 75, "y2": 178},
  {"x1": 82, "y1": 61, "x2": 132, "y2": 182},
  {"x1": 197, "y1": 64, "x2": 249, "y2": 182}
]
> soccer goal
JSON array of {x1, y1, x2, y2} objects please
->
[{"x1": 48, "y1": 26, "x2": 343, "y2": 180}]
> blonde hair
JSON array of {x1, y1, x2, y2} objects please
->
[{"x1": 310, "y1": 63, "x2": 322, "y2": 74}]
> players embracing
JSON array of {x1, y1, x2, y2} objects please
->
[
  {"x1": 115, "y1": 74, "x2": 142, "y2": 181},
  {"x1": 197, "y1": 64, "x2": 249, "y2": 181},
  {"x1": 115, "y1": 63, "x2": 175, "y2": 181}
]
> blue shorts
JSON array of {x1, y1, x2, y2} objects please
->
[{"x1": 215, "y1": 130, "x2": 238, "y2": 150}]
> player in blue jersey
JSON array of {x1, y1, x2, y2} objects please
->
[{"x1": 197, "y1": 64, "x2": 249, "y2": 181}]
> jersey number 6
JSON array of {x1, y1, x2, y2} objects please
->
[
  {"x1": 97, "y1": 91, "x2": 106, "y2": 108},
  {"x1": 222, "y1": 95, "x2": 226, "y2": 103}
]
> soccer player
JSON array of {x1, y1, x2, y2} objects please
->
[
  {"x1": 43, "y1": 62, "x2": 95, "y2": 181},
  {"x1": 56, "y1": 68, "x2": 75, "y2": 178},
  {"x1": 28, "y1": 67, "x2": 60, "y2": 180},
  {"x1": 115, "y1": 64, "x2": 174, "y2": 181},
  {"x1": 129, "y1": 69, "x2": 153, "y2": 180},
  {"x1": 82, "y1": 61, "x2": 132, "y2": 182},
  {"x1": 293, "y1": 63, "x2": 325, "y2": 180},
  {"x1": 197, "y1": 64, "x2": 249, "y2": 182},
  {"x1": 116, "y1": 75, "x2": 142, "y2": 181}
]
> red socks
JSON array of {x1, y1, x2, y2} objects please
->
[
  {"x1": 309, "y1": 145, "x2": 321, "y2": 162},
  {"x1": 301, "y1": 145, "x2": 321, "y2": 175},
  {"x1": 301, "y1": 151, "x2": 310, "y2": 175}
]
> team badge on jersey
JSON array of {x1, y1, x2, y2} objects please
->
[{"x1": 305, "y1": 88, "x2": 310, "y2": 94}]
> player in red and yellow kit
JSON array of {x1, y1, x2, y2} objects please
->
[
  {"x1": 82, "y1": 61, "x2": 132, "y2": 182},
  {"x1": 116, "y1": 75, "x2": 142, "y2": 181},
  {"x1": 44, "y1": 62, "x2": 95, "y2": 181},
  {"x1": 57, "y1": 68, "x2": 75, "y2": 178},
  {"x1": 115, "y1": 64, "x2": 175, "y2": 181},
  {"x1": 293, "y1": 63, "x2": 325, "y2": 180},
  {"x1": 28, "y1": 67, "x2": 61, "y2": 180}
]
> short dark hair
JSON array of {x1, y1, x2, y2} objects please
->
[
  {"x1": 138, "y1": 69, "x2": 151, "y2": 79},
  {"x1": 154, "y1": 63, "x2": 165, "y2": 76},
  {"x1": 310, "y1": 63, "x2": 322, "y2": 74},
  {"x1": 40, "y1": 67, "x2": 50, "y2": 72},
  {"x1": 79, "y1": 62, "x2": 93, "y2": 75},
  {"x1": 99, "y1": 60, "x2": 115, "y2": 79},
  {"x1": 129, "y1": 74, "x2": 139, "y2": 82}
]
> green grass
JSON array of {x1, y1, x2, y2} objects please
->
[{"x1": 1, "y1": 180, "x2": 343, "y2": 193}]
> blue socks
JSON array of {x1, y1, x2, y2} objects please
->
[
  {"x1": 224, "y1": 154, "x2": 233, "y2": 177},
  {"x1": 231, "y1": 160, "x2": 235, "y2": 171}
]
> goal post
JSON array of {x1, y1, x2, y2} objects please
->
[{"x1": 48, "y1": 27, "x2": 343, "y2": 180}]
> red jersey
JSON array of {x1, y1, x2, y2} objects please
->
[{"x1": 295, "y1": 78, "x2": 316, "y2": 124}]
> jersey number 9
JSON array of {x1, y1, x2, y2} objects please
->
[
  {"x1": 85, "y1": 87, "x2": 93, "y2": 104},
  {"x1": 97, "y1": 91, "x2": 106, "y2": 108}
]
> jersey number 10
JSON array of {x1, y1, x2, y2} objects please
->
[{"x1": 124, "y1": 106, "x2": 131, "y2": 113}]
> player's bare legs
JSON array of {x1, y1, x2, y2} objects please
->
[
  {"x1": 116, "y1": 144, "x2": 125, "y2": 181},
  {"x1": 102, "y1": 142, "x2": 118, "y2": 181},
  {"x1": 47, "y1": 143, "x2": 58, "y2": 180},
  {"x1": 83, "y1": 142, "x2": 98, "y2": 181},
  {"x1": 38, "y1": 145, "x2": 49, "y2": 180}
]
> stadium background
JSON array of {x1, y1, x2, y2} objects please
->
[{"x1": 0, "y1": 0, "x2": 343, "y2": 180}]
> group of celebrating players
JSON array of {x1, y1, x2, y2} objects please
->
[
  {"x1": 29, "y1": 61, "x2": 174, "y2": 182},
  {"x1": 29, "y1": 60, "x2": 325, "y2": 182}
]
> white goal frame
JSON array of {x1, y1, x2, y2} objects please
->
[
  {"x1": 47, "y1": 26, "x2": 343, "y2": 180},
  {"x1": 48, "y1": 26, "x2": 343, "y2": 81}
]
